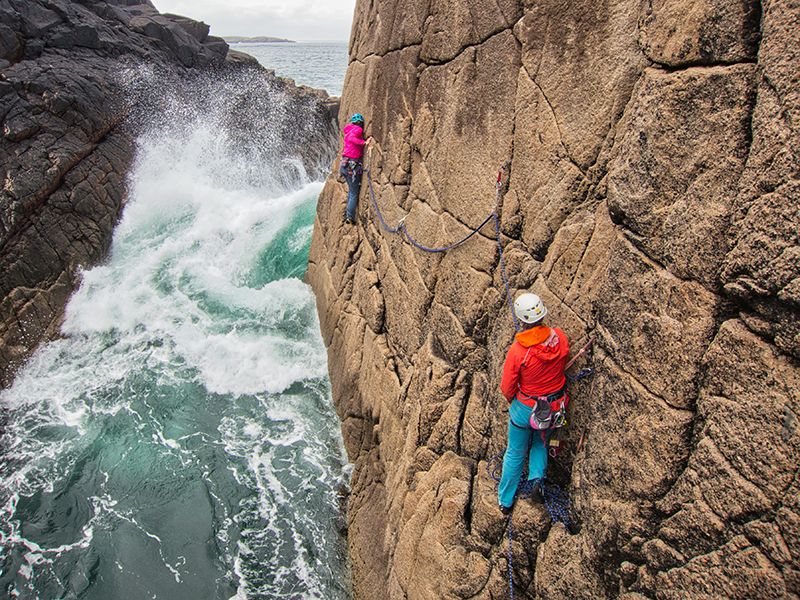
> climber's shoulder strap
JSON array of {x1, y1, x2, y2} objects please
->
[{"x1": 521, "y1": 346, "x2": 532, "y2": 367}]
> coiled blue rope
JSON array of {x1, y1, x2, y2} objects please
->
[
  {"x1": 487, "y1": 456, "x2": 574, "y2": 529},
  {"x1": 487, "y1": 454, "x2": 574, "y2": 599}
]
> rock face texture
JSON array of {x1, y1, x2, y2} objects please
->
[
  {"x1": 308, "y1": 0, "x2": 799, "y2": 598},
  {"x1": 0, "y1": 0, "x2": 337, "y2": 386}
]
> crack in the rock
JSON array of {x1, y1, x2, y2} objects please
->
[
  {"x1": 617, "y1": 229, "x2": 703, "y2": 288},
  {"x1": 740, "y1": 520, "x2": 792, "y2": 574},
  {"x1": 519, "y1": 62, "x2": 588, "y2": 180},
  {"x1": 649, "y1": 59, "x2": 758, "y2": 74},
  {"x1": 596, "y1": 332, "x2": 697, "y2": 415},
  {"x1": 453, "y1": 371, "x2": 471, "y2": 456},
  {"x1": 417, "y1": 14, "x2": 525, "y2": 70},
  {"x1": 0, "y1": 119, "x2": 123, "y2": 256},
  {"x1": 703, "y1": 446, "x2": 771, "y2": 522},
  {"x1": 349, "y1": 43, "x2": 423, "y2": 67}
]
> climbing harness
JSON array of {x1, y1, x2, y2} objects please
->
[{"x1": 340, "y1": 157, "x2": 363, "y2": 181}]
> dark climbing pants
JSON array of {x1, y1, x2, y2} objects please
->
[{"x1": 339, "y1": 160, "x2": 363, "y2": 221}]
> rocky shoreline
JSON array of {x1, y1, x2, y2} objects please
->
[{"x1": 0, "y1": 0, "x2": 338, "y2": 387}]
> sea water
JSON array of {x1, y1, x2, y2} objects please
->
[
  {"x1": 0, "y1": 65, "x2": 351, "y2": 599},
  {"x1": 229, "y1": 42, "x2": 348, "y2": 97}
]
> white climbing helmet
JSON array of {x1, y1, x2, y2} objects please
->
[{"x1": 514, "y1": 293, "x2": 548, "y2": 324}]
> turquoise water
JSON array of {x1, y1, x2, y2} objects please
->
[
  {"x1": 230, "y1": 42, "x2": 348, "y2": 96},
  {"x1": 0, "y1": 73, "x2": 350, "y2": 599}
]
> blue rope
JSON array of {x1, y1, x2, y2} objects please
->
[
  {"x1": 401, "y1": 212, "x2": 495, "y2": 253},
  {"x1": 486, "y1": 455, "x2": 574, "y2": 529},
  {"x1": 365, "y1": 167, "x2": 403, "y2": 234},
  {"x1": 365, "y1": 168, "x2": 495, "y2": 251},
  {"x1": 542, "y1": 481, "x2": 572, "y2": 527},
  {"x1": 364, "y1": 167, "x2": 519, "y2": 329}
]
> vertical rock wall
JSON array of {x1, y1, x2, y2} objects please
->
[{"x1": 307, "y1": 0, "x2": 799, "y2": 598}]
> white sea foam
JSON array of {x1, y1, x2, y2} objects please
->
[{"x1": 1, "y1": 70, "x2": 350, "y2": 599}]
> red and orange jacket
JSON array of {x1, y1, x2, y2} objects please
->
[{"x1": 500, "y1": 326, "x2": 570, "y2": 405}]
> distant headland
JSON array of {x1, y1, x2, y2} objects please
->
[{"x1": 223, "y1": 36, "x2": 295, "y2": 43}]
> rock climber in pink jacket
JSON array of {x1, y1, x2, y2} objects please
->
[{"x1": 339, "y1": 113, "x2": 373, "y2": 224}]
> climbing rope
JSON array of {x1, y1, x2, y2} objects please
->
[
  {"x1": 541, "y1": 481, "x2": 573, "y2": 526},
  {"x1": 361, "y1": 152, "x2": 594, "y2": 598},
  {"x1": 364, "y1": 167, "x2": 498, "y2": 252},
  {"x1": 363, "y1": 163, "x2": 519, "y2": 330},
  {"x1": 486, "y1": 457, "x2": 574, "y2": 530}
]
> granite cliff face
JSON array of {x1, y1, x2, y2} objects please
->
[
  {"x1": 308, "y1": 0, "x2": 799, "y2": 598},
  {"x1": 0, "y1": 0, "x2": 338, "y2": 386}
]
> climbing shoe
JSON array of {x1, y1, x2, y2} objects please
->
[
  {"x1": 522, "y1": 478, "x2": 543, "y2": 504},
  {"x1": 566, "y1": 521, "x2": 581, "y2": 535},
  {"x1": 344, "y1": 217, "x2": 355, "y2": 225},
  {"x1": 499, "y1": 504, "x2": 513, "y2": 516}
]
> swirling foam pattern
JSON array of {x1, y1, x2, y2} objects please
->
[{"x1": 0, "y1": 71, "x2": 351, "y2": 600}]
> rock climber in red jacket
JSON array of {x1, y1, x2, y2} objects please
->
[{"x1": 498, "y1": 293, "x2": 569, "y2": 514}]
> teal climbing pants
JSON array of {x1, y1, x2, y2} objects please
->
[{"x1": 498, "y1": 399, "x2": 547, "y2": 508}]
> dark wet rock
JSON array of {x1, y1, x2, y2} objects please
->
[{"x1": 0, "y1": 0, "x2": 339, "y2": 386}]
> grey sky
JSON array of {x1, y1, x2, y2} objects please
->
[{"x1": 152, "y1": 0, "x2": 357, "y2": 41}]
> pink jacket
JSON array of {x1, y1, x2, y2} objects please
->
[{"x1": 342, "y1": 123, "x2": 367, "y2": 159}]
